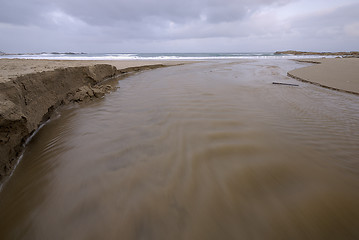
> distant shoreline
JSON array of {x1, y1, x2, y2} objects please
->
[
  {"x1": 2, "y1": 51, "x2": 359, "y2": 61},
  {"x1": 2, "y1": 50, "x2": 359, "y2": 56},
  {"x1": 275, "y1": 50, "x2": 359, "y2": 57},
  {"x1": 0, "y1": 51, "x2": 86, "y2": 56}
]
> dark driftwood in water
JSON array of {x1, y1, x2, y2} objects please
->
[{"x1": 272, "y1": 82, "x2": 299, "y2": 86}]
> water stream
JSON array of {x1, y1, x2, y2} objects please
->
[{"x1": 1, "y1": 60, "x2": 358, "y2": 239}]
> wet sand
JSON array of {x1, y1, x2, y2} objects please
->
[
  {"x1": 0, "y1": 59, "x2": 359, "y2": 239},
  {"x1": 288, "y1": 58, "x2": 359, "y2": 95}
]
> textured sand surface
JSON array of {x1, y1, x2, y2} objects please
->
[{"x1": 288, "y1": 58, "x2": 359, "y2": 95}]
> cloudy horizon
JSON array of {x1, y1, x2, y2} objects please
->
[{"x1": 0, "y1": 0, "x2": 358, "y2": 53}]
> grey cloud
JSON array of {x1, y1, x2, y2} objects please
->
[
  {"x1": 1, "y1": 0, "x2": 357, "y2": 53},
  {"x1": 0, "y1": 0, "x2": 49, "y2": 25},
  {"x1": 0, "y1": 0, "x2": 296, "y2": 43},
  {"x1": 289, "y1": 2, "x2": 359, "y2": 38},
  {"x1": 0, "y1": 0, "x2": 294, "y2": 27},
  {"x1": 59, "y1": 0, "x2": 296, "y2": 25}
]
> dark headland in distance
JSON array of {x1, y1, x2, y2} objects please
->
[{"x1": 275, "y1": 50, "x2": 359, "y2": 57}]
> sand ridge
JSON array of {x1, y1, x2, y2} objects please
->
[
  {"x1": 0, "y1": 59, "x2": 186, "y2": 83},
  {"x1": 288, "y1": 58, "x2": 359, "y2": 95}
]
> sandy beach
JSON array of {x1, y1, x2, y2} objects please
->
[
  {"x1": 0, "y1": 59, "x2": 185, "y2": 83},
  {"x1": 288, "y1": 58, "x2": 359, "y2": 95},
  {"x1": 0, "y1": 59, "x2": 187, "y2": 182}
]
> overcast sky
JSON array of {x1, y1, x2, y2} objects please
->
[{"x1": 0, "y1": 0, "x2": 358, "y2": 53}]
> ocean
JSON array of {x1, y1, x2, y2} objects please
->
[{"x1": 0, "y1": 52, "x2": 324, "y2": 60}]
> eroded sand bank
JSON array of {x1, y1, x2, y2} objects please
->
[
  {"x1": 0, "y1": 59, "x2": 186, "y2": 83},
  {"x1": 0, "y1": 59, "x2": 186, "y2": 182},
  {"x1": 288, "y1": 58, "x2": 359, "y2": 95}
]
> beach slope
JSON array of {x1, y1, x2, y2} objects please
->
[{"x1": 288, "y1": 58, "x2": 359, "y2": 95}]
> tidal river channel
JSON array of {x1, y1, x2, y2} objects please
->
[{"x1": 1, "y1": 60, "x2": 359, "y2": 239}]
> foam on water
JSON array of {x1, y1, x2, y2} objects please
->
[{"x1": 0, "y1": 52, "x2": 333, "y2": 60}]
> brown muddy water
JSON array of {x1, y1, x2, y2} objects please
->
[{"x1": 1, "y1": 60, "x2": 359, "y2": 240}]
